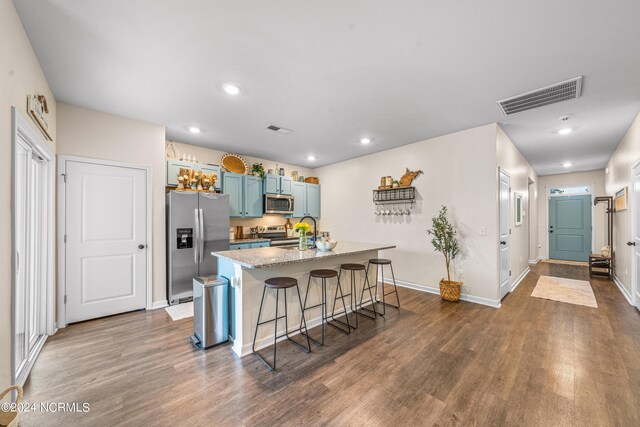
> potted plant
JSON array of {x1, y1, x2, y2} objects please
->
[
  {"x1": 427, "y1": 206, "x2": 462, "y2": 301},
  {"x1": 251, "y1": 162, "x2": 266, "y2": 179},
  {"x1": 294, "y1": 222, "x2": 311, "y2": 251}
]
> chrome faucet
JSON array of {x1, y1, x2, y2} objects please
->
[{"x1": 300, "y1": 216, "x2": 317, "y2": 248}]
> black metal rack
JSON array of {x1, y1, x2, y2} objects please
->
[
  {"x1": 590, "y1": 196, "x2": 613, "y2": 278},
  {"x1": 373, "y1": 187, "x2": 415, "y2": 205}
]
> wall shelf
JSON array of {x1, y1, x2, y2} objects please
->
[{"x1": 373, "y1": 186, "x2": 415, "y2": 205}]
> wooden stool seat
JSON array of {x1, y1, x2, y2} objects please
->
[
  {"x1": 340, "y1": 263, "x2": 366, "y2": 271},
  {"x1": 309, "y1": 269, "x2": 338, "y2": 278},
  {"x1": 369, "y1": 258, "x2": 392, "y2": 265},
  {"x1": 265, "y1": 277, "x2": 298, "y2": 289}
]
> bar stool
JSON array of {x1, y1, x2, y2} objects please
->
[
  {"x1": 252, "y1": 277, "x2": 311, "y2": 371},
  {"x1": 332, "y1": 263, "x2": 377, "y2": 330},
  {"x1": 366, "y1": 259, "x2": 400, "y2": 316},
  {"x1": 300, "y1": 269, "x2": 351, "y2": 346}
]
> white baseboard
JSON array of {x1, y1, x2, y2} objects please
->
[
  {"x1": 613, "y1": 274, "x2": 634, "y2": 306},
  {"x1": 510, "y1": 268, "x2": 530, "y2": 293},
  {"x1": 528, "y1": 257, "x2": 543, "y2": 264},
  {"x1": 390, "y1": 278, "x2": 501, "y2": 308},
  {"x1": 151, "y1": 300, "x2": 169, "y2": 310}
]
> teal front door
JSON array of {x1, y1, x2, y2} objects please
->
[{"x1": 549, "y1": 195, "x2": 592, "y2": 262}]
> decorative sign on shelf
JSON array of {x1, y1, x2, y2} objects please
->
[{"x1": 27, "y1": 94, "x2": 53, "y2": 141}]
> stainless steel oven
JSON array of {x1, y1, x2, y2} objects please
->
[{"x1": 264, "y1": 194, "x2": 294, "y2": 214}]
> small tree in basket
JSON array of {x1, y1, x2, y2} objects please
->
[{"x1": 427, "y1": 206, "x2": 460, "y2": 283}]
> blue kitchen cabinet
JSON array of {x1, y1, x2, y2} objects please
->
[
  {"x1": 264, "y1": 174, "x2": 293, "y2": 195},
  {"x1": 222, "y1": 173, "x2": 244, "y2": 217},
  {"x1": 229, "y1": 243, "x2": 251, "y2": 250},
  {"x1": 306, "y1": 184, "x2": 321, "y2": 218},
  {"x1": 264, "y1": 174, "x2": 279, "y2": 194},
  {"x1": 291, "y1": 181, "x2": 307, "y2": 217},
  {"x1": 166, "y1": 159, "x2": 193, "y2": 186},
  {"x1": 243, "y1": 175, "x2": 263, "y2": 217},
  {"x1": 199, "y1": 164, "x2": 221, "y2": 190},
  {"x1": 223, "y1": 173, "x2": 263, "y2": 218},
  {"x1": 280, "y1": 176, "x2": 292, "y2": 195},
  {"x1": 251, "y1": 241, "x2": 270, "y2": 248}
]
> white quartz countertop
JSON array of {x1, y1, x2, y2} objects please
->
[{"x1": 212, "y1": 241, "x2": 396, "y2": 269}]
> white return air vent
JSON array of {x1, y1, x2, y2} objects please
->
[{"x1": 497, "y1": 76, "x2": 583, "y2": 116}]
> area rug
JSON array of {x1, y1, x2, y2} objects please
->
[
  {"x1": 165, "y1": 302, "x2": 194, "y2": 321},
  {"x1": 542, "y1": 259, "x2": 588, "y2": 267},
  {"x1": 531, "y1": 275, "x2": 597, "y2": 308}
]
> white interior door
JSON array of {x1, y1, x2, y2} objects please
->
[
  {"x1": 499, "y1": 169, "x2": 511, "y2": 299},
  {"x1": 64, "y1": 160, "x2": 148, "y2": 323},
  {"x1": 633, "y1": 162, "x2": 640, "y2": 309}
]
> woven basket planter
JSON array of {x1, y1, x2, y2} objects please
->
[
  {"x1": 439, "y1": 280, "x2": 462, "y2": 302},
  {"x1": 0, "y1": 385, "x2": 23, "y2": 427}
]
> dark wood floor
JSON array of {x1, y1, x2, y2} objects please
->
[{"x1": 21, "y1": 263, "x2": 640, "y2": 426}]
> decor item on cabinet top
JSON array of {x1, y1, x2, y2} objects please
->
[
  {"x1": 294, "y1": 222, "x2": 311, "y2": 251},
  {"x1": 427, "y1": 206, "x2": 462, "y2": 302},
  {"x1": 399, "y1": 168, "x2": 423, "y2": 187},
  {"x1": 165, "y1": 140, "x2": 180, "y2": 159},
  {"x1": 221, "y1": 153, "x2": 248, "y2": 174},
  {"x1": 177, "y1": 168, "x2": 217, "y2": 192},
  {"x1": 28, "y1": 94, "x2": 53, "y2": 141},
  {"x1": 251, "y1": 163, "x2": 266, "y2": 179},
  {"x1": 291, "y1": 170, "x2": 299, "y2": 181},
  {"x1": 304, "y1": 177, "x2": 319, "y2": 184}
]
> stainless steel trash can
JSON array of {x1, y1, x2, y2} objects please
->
[{"x1": 190, "y1": 275, "x2": 229, "y2": 349}]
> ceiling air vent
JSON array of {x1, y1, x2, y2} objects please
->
[
  {"x1": 266, "y1": 124, "x2": 292, "y2": 134},
  {"x1": 496, "y1": 76, "x2": 583, "y2": 116}
]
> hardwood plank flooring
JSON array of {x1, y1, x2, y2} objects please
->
[{"x1": 21, "y1": 263, "x2": 640, "y2": 426}]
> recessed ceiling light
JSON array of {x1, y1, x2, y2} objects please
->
[
  {"x1": 307, "y1": 155, "x2": 316, "y2": 161},
  {"x1": 360, "y1": 137, "x2": 371, "y2": 145},
  {"x1": 188, "y1": 126, "x2": 201, "y2": 134},
  {"x1": 558, "y1": 128, "x2": 572, "y2": 135},
  {"x1": 563, "y1": 162, "x2": 573, "y2": 168},
  {"x1": 222, "y1": 83, "x2": 241, "y2": 95}
]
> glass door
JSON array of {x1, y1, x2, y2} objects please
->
[{"x1": 13, "y1": 141, "x2": 47, "y2": 385}]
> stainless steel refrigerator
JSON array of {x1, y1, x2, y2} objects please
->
[{"x1": 166, "y1": 191, "x2": 230, "y2": 305}]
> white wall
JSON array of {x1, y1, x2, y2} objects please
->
[
  {"x1": 605, "y1": 112, "x2": 640, "y2": 296},
  {"x1": 169, "y1": 141, "x2": 315, "y2": 229},
  {"x1": 57, "y1": 103, "x2": 167, "y2": 306},
  {"x1": 496, "y1": 126, "x2": 538, "y2": 283},
  {"x1": 0, "y1": 0, "x2": 57, "y2": 392},
  {"x1": 315, "y1": 124, "x2": 501, "y2": 305},
  {"x1": 537, "y1": 170, "x2": 607, "y2": 260}
]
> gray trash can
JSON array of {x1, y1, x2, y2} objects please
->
[{"x1": 190, "y1": 275, "x2": 229, "y2": 349}]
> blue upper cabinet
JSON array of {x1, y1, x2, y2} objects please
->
[
  {"x1": 223, "y1": 173, "x2": 263, "y2": 218},
  {"x1": 166, "y1": 160, "x2": 193, "y2": 186},
  {"x1": 222, "y1": 173, "x2": 244, "y2": 217},
  {"x1": 280, "y1": 176, "x2": 293, "y2": 195},
  {"x1": 264, "y1": 174, "x2": 292, "y2": 195},
  {"x1": 306, "y1": 184, "x2": 321, "y2": 218},
  {"x1": 244, "y1": 175, "x2": 263, "y2": 217},
  {"x1": 264, "y1": 174, "x2": 279, "y2": 194},
  {"x1": 291, "y1": 181, "x2": 307, "y2": 217},
  {"x1": 199, "y1": 164, "x2": 221, "y2": 190}
]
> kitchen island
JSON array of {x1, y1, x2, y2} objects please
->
[{"x1": 212, "y1": 242, "x2": 395, "y2": 357}]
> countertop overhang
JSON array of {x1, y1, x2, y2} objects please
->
[{"x1": 212, "y1": 241, "x2": 396, "y2": 269}]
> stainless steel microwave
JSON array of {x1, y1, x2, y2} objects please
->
[{"x1": 264, "y1": 194, "x2": 295, "y2": 214}]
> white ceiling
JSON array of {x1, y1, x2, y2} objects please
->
[{"x1": 14, "y1": 0, "x2": 640, "y2": 175}]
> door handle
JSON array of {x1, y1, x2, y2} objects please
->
[
  {"x1": 194, "y1": 208, "x2": 199, "y2": 264},
  {"x1": 627, "y1": 241, "x2": 636, "y2": 246},
  {"x1": 199, "y1": 209, "x2": 205, "y2": 263},
  {"x1": 500, "y1": 240, "x2": 507, "y2": 245},
  {"x1": 549, "y1": 230, "x2": 554, "y2": 233},
  {"x1": 138, "y1": 244, "x2": 146, "y2": 249}
]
